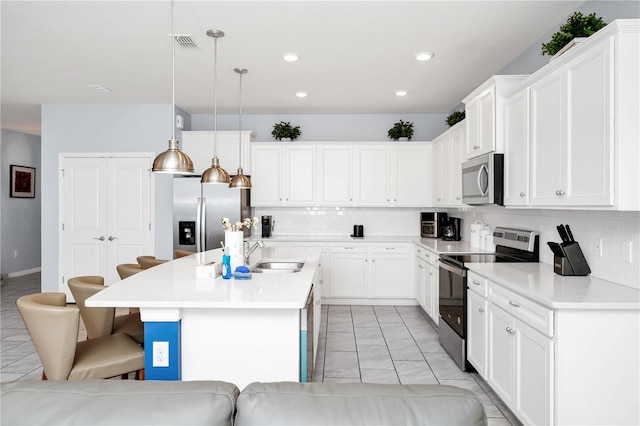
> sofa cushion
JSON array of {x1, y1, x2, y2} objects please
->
[
  {"x1": 235, "y1": 382, "x2": 487, "y2": 426},
  {"x1": 1, "y1": 380, "x2": 239, "y2": 426}
]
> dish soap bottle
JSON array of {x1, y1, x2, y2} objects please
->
[{"x1": 222, "y1": 249, "x2": 232, "y2": 280}]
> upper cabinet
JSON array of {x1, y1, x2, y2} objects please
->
[
  {"x1": 433, "y1": 121, "x2": 465, "y2": 207},
  {"x1": 504, "y1": 20, "x2": 639, "y2": 209},
  {"x1": 182, "y1": 131, "x2": 254, "y2": 175},
  {"x1": 251, "y1": 142, "x2": 431, "y2": 207},
  {"x1": 463, "y1": 76, "x2": 527, "y2": 160}
]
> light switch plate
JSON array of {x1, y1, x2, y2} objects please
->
[{"x1": 620, "y1": 241, "x2": 632, "y2": 263}]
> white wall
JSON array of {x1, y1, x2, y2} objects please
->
[
  {"x1": 40, "y1": 104, "x2": 183, "y2": 292},
  {"x1": 191, "y1": 113, "x2": 448, "y2": 142},
  {"x1": 0, "y1": 130, "x2": 41, "y2": 276}
]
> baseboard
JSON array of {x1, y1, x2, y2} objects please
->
[
  {"x1": 7, "y1": 267, "x2": 41, "y2": 278},
  {"x1": 322, "y1": 297, "x2": 418, "y2": 306}
]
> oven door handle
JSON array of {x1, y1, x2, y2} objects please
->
[{"x1": 439, "y1": 261, "x2": 466, "y2": 277}]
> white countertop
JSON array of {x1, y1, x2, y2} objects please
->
[
  {"x1": 467, "y1": 262, "x2": 640, "y2": 310},
  {"x1": 86, "y1": 246, "x2": 322, "y2": 310}
]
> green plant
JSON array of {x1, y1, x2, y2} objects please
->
[
  {"x1": 541, "y1": 12, "x2": 607, "y2": 56},
  {"x1": 445, "y1": 111, "x2": 465, "y2": 127},
  {"x1": 271, "y1": 121, "x2": 301, "y2": 141},
  {"x1": 387, "y1": 120, "x2": 414, "y2": 141}
]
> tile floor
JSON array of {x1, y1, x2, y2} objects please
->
[{"x1": 1, "y1": 272, "x2": 521, "y2": 425}]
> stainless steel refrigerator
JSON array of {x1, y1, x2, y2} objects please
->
[{"x1": 173, "y1": 176, "x2": 251, "y2": 253}]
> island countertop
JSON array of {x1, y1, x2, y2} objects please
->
[{"x1": 86, "y1": 246, "x2": 322, "y2": 310}]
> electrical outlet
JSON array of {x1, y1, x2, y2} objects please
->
[
  {"x1": 621, "y1": 241, "x2": 632, "y2": 263},
  {"x1": 153, "y1": 341, "x2": 169, "y2": 367},
  {"x1": 592, "y1": 239, "x2": 603, "y2": 257}
]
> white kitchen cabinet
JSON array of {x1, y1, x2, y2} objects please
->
[
  {"x1": 503, "y1": 88, "x2": 530, "y2": 206},
  {"x1": 466, "y1": 271, "x2": 488, "y2": 379},
  {"x1": 317, "y1": 145, "x2": 354, "y2": 206},
  {"x1": 414, "y1": 252, "x2": 426, "y2": 309},
  {"x1": 182, "y1": 131, "x2": 253, "y2": 175},
  {"x1": 463, "y1": 76, "x2": 526, "y2": 159},
  {"x1": 370, "y1": 244, "x2": 411, "y2": 298},
  {"x1": 355, "y1": 144, "x2": 431, "y2": 207},
  {"x1": 530, "y1": 37, "x2": 613, "y2": 207},
  {"x1": 326, "y1": 242, "x2": 413, "y2": 302},
  {"x1": 250, "y1": 144, "x2": 315, "y2": 206},
  {"x1": 414, "y1": 245, "x2": 439, "y2": 324},
  {"x1": 511, "y1": 21, "x2": 639, "y2": 209},
  {"x1": 355, "y1": 145, "x2": 389, "y2": 206},
  {"x1": 487, "y1": 302, "x2": 514, "y2": 406},
  {"x1": 433, "y1": 121, "x2": 464, "y2": 206}
]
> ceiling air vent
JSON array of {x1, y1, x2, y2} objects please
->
[{"x1": 174, "y1": 35, "x2": 197, "y2": 49}]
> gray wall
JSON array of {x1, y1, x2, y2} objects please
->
[
  {"x1": 1, "y1": 129, "x2": 41, "y2": 276},
  {"x1": 191, "y1": 113, "x2": 448, "y2": 142},
  {"x1": 39, "y1": 104, "x2": 185, "y2": 292}
]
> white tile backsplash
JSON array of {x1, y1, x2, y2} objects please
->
[{"x1": 254, "y1": 206, "x2": 639, "y2": 289}]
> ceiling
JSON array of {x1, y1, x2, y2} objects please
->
[{"x1": 1, "y1": 1, "x2": 584, "y2": 136}]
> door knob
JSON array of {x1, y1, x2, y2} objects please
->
[
  {"x1": 520, "y1": 192, "x2": 526, "y2": 197},
  {"x1": 93, "y1": 236, "x2": 105, "y2": 241},
  {"x1": 108, "y1": 236, "x2": 118, "y2": 241}
]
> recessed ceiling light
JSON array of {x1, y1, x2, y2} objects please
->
[
  {"x1": 296, "y1": 92, "x2": 307, "y2": 98},
  {"x1": 283, "y1": 53, "x2": 299, "y2": 62},
  {"x1": 415, "y1": 51, "x2": 435, "y2": 61},
  {"x1": 88, "y1": 84, "x2": 112, "y2": 93},
  {"x1": 395, "y1": 91, "x2": 407, "y2": 97}
]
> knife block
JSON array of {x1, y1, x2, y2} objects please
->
[{"x1": 554, "y1": 242, "x2": 591, "y2": 276}]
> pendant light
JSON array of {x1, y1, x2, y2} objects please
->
[
  {"x1": 229, "y1": 68, "x2": 252, "y2": 189},
  {"x1": 152, "y1": 0, "x2": 194, "y2": 174},
  {"x1": 201, "y1": 29, "x2": 230, "y2": 184}
]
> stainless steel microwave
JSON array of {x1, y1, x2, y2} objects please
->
[{"x1": 461, "y1": 153, "x2": 504, "y2": 206}]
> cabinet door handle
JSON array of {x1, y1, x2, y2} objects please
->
[
  {"x1": 474, "y1": 145, "x2": 480, "y2": 150},
  {"x1": 555, "y1": 189, "x2": 565, "y2": 196},
  {"x1": 418, "y1": 265, "x2": 423, "y2": 269},
  {"x1": 506, "y1": 327, "x2": 515, "y2": 334},
  {"x1": 472, "y1": 280, "x2": 481, "y2": 286},
  {"x1": 479, "y1": 308, "x2": 485, "y2": 313},
  {"x1": 108, "y1": 236, "x2": 118, "y2": 241},
  {"x1": 429, "y1": 272, "x2": 433, "y2": 276},
  {"x1": 520, "y1": 192, "x2": 526, "y2": 197},
  {"x1": 385, "y1": 247, "x2": 396, "y2": 250},
  {"x1": 509, "y1": 301, "x2": 520, "y2": 308},
  {"x1": 344, "y1": 247, "x2": 354, "y2": 250},
  {"x1": 93, "y1": 236, "x2": 105, "y2": 241},
  {"x1": 437, "y1": 198, "x2": 442, "y2": 201},
  {"x1": 456, "y1": 196, "x2": 462, "y2": 200}
]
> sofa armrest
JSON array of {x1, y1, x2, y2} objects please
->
[
  {"x1": 235, "y1": 382, "x2": 487, "y2": 425},
  {"x1": 1, "y1": 380, "x2": 239, "y2": 426}
]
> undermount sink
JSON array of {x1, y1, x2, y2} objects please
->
[{"x1": 251, "y1": 261, "x2": 304, "y2": 273}]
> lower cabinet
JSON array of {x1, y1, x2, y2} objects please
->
[
  {"x1": 415, "y1": 245, "x2": 439, "y2": 324},
  {"x1": 466, "y1": 287, "x2": 488, "y2": 379},
  {"x1": 326, "y1": 243, "x2": 411, "y2": 300}
]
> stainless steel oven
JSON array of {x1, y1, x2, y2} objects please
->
[{"x1": 438, "y1": 227, "x2": 539, "y2": 371}]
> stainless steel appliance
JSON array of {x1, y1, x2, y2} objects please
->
[
  {"x1": 173, "y1": 176, "x2": 251, "y2": 253},
  {"x1": 421, "y1": 212, "x2": 448, "y2": 238},
  {"x1": 438, "y1": 227, "x2": 539, "y2": 371},
  {"x1": 261, "y1": 215, "x2": 273, "y2": 238},
  {"x1": 461, "y1": 153, "x2": 504, "y2": 206},
  {"x1": 441, "y1": 217, "x2": 461, "y2": 241}
]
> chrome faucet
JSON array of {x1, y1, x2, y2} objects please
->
[{"x1": 244, "y1": 240, "x2": 265, "y2": 264}]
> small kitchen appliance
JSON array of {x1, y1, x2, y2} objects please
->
[
  {"x1": 441, "y1": 217, "x2": 462, "y2": 241},
  {"x1": 461, "y1": 153, "x2": 504, "y2": 206},
  {"x1": 261, "y1": 215, "x2": 273, "y2": 238},
  {"x1": 438, "y1": 227, "x2": 539, "y2": 371},
  {"x1": 352, "y1": 225, "x2": 364, "y2": 238},
  {"x1": 421, "y1": 212, "x2": 448, "y2": 238}
]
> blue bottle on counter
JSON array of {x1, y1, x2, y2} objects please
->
[{"x1": 222, "y1": 254, "x2": 232, "y2": 279}]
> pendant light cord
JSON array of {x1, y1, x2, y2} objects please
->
[
  {"x1": 238, "y1": 71, "x2": 242, "y2": 166},
  {"x1": 171, "y1": 0, "x2": 176, "y2": 140},
  {"x1": 213, "y1": 36, "x2": 219, "y2": 157}
]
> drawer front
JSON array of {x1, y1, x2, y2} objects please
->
[
  {"x1": 467, "y1": 271, "x2": 488, "y2": 297},
  {"x1": 329, "y1": 243, "x2": 368, "y2": 254},
  {"x1": 415, "y1": 245, "x2": 437, "y2": 263},
  {"x1": 488, "y1": 283, "x2": 554, "y2": 337},
  {"x1": 371, "y1": 243, "x2": 409, "y2": 254}
]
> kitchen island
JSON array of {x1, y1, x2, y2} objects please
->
[{"x1": 87, "y1": 246, "x2": 322, "y2": 388}]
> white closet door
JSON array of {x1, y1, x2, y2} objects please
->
[
  {"x1": 61, "y1": 155, "x2": 153, "y2": 300},
  {"x1": 106, "y1": 157, "x2": 152, "y2": 284},
  {"x1": 62, "y1": 157, "x2": 108, "y2": 299}
]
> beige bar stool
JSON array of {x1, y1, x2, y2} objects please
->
[
  {"x1": 17, "y1": 292, "x2": 144, "y2": 380},
  {"x1": 174, "y1": 249, "x2": 195, "y2": 259},
  {"x1": 137, "y1": 256, "x2": 168, "y2": 270}
]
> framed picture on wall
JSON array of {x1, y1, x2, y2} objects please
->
[{"x1": 10, "y1": 165, "x2": 35, "y2": 198}]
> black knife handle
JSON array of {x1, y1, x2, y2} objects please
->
[{"x1": 565, "y1": 225, "x2": 575, "y2": 242}]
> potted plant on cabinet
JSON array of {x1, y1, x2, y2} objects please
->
[
  {"x1": 445, "y1": 111, "x2": 465, "y2": 127},
  {"x1": 271, "y1": 121, "x2": 301, "y2": 141},
  {"x1": 387, "y1": 120, "x2": 414, "y2": 141},
  {"x1": 541, "y1": 12, "x2": 607, "y2": 57}
]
